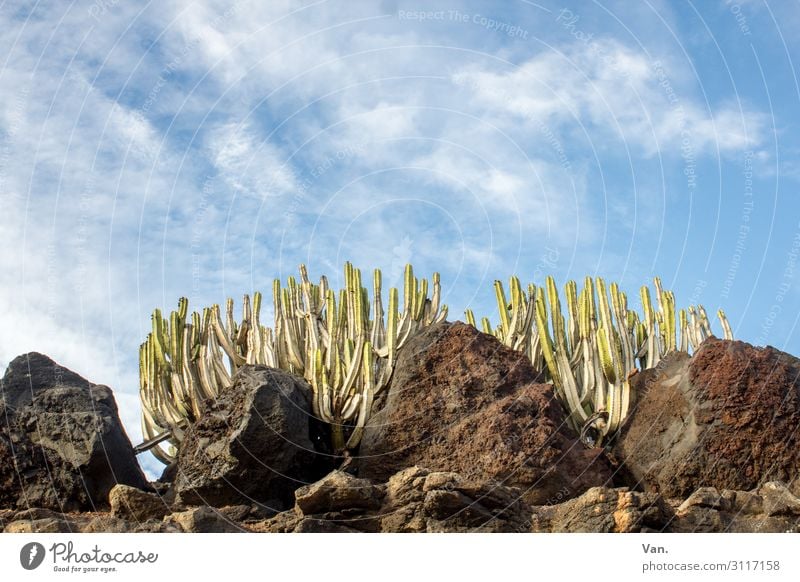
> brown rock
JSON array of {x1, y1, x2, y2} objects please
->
[
  {"x1": 294, "y1": 471, "x2": 383, "y2": 515},
  {"x1": 5, "y1": 514, "x2": 76, "y2": 533},
  {"x1": 677, "y1": 487, "x2": 731, "y2": 513},
  {"x1": 615, "y1": 339, "x2": 800, "y2": 498},
  {"x1": 255, "y1": 466, "x2": 531, "y2": 532},
  {"x1": 357, "y1": 322, "x2": 611, "y2": 504},
  {"x1": 109, "y1": 484, "x2": 169, "y2": 522},
  {"x1": 164, "y1": 506, "x2": 244, "y2": 533},
  {"x1": 531, "y1": 486, "x2": 671, "y2": 532},
  {"x1": 672, "y1": 481, "x2": 800, "y2": 532},
  {"x1": 758, "y1": 482, "x2": 800, "y2": 517}
]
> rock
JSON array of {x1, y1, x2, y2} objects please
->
[
  {"x1": 217, "y1": 505, "x2": 253, "y2": 523},
  {"x1": 672, "y1": 481, "x2": 800, "y2": 533},
  {"x1": 257, "y1": 466, "x2": 531, "y2": 533},
  {"x1": 80, "y1": 515, "x2": 180, "y2": 533},
  {"x1": 531, "y1": 487, "x2": 672, "y2": 533},
  {"x1": 615, "y1": 339, "x2": 800, "y2": 498},
  {"x1": 357, "y1": 322, "x2": 611, "y2": 504},
  {"x1": 173, "y1": 365, "x2": 332, "y2": 509},
  {"x1": 294, "y1": 471, "x2": 383, "y2": 515},
  {"x1": 109, "y1": 484, "x2": 169, "y2": 522},
  {"x1": 758, "y1": 481, "x2": 800, "y2": 517},
  {"x1": 165, "y1": 506, "x2": 244, "y2": 533},
  {"x1": 4, "y1": 517, "x2": 75, "y2": 533},
  {"x1": 677, "y1": 487, "x2": 731, "y2": 513},
  {"x1": 4, "y1": 508, "x2": 78, "y2": 532},
  {"x1": 0, "y1": 353, "x2": 148, "y2": 511}
]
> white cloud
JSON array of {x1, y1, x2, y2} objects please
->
[
  {"x1": 207, "y1": 121, "x2": 298, "y2": 199},
  {"x1": 453, "y1": 38, "x2": 765, "y2": 157}
]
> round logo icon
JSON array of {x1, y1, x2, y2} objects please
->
[{"x1": 20, "y1": 542, "x2": 46, "y2": 570}]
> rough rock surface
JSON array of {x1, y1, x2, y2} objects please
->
[
  {"x1": 173, "y1": 365, "x2": 331, "y2": 509},
  {"x1": 671, "y1": 482, "x2": 800, "y2": 533},
  {"x1": 256, "y1": 467, "x2": 532, "y2": 533},
  {"x1": 0, "y1": 353, "x2": 148, "y2": 512},
  {"x1": 530, "y1": 487, "x2": 673, "y2": 532},
  {"x1": 357, "y1": 322, "x2": 611, "y2": 504},
  {"x1": 4, "y1": 470, "x2": 799, "y2": 533},
  {"x1": 164, "y1": 506, "x2": 244, "y2": 533},
  {"x1": 109, "y1": 484, "x2": 169, "y2": 522},
  {"x1": 615, "y1": 339, "x2": 800, "y2": 499}
]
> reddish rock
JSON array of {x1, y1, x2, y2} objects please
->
[
  {"x1": 356, "y1": 322, "x2": 612, "y2": 504},
  {"x1": 615, "y1": 338, "x2": 800, "y2": 499}
]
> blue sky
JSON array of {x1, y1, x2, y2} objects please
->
[{"x1": 1, "y1": 0, "x2": 799, "y2": 476}]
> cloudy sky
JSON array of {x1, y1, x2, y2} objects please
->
[{"x1": 2, "y1": 0, "x2": 799, "y2": 475}]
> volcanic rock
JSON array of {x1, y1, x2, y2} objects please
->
[
  {"x1": 0, "y1": 353, "x2": 148, "y2": 511},
  {"x1": 357, "y1": 322, "x2": 612, "y2": 504},
  {"x1": 615, "y1": 338, "x2": 800, "y2": 498},
  {"x1": 173, "y1": 365, "x2": 332, "y2": 509}
]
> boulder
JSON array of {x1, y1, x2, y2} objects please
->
[
  {"x1": 257, "y1": 466, "x2": 531, "y2": 533},
  {"x1": 357, "y1": 322, "x2": 612, "y2": 504},
  {"x1": 672, "y1": 482, "x2": 800, "y2": 533},
  {"x1": 530, "y1": 486, "x2": 672, "y2": 533},
  {"x1": 0, "y1": 353, "x2": 148, "y2": 511},
  {"x1": 109, "y1": 484, "x2": 169, "y2": 522},
  {"x1": 173, "y1": 365, "x2": 331, "y2": 509},
  {"x1": 615, "y1": 339, "x2": 800, "y2": 498},
  {"x1": 164, "y1": 506, "x2": 244, "y2": 533},
  {"x1": 294, "y1": 471, "x2": 383, "y2": 515}
]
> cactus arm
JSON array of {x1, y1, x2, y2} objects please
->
[{"x1": 718, "y1": 308, "x2": 733, "y2": 340}]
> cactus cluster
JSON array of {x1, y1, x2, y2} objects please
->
[
  {"x1": 467, "y1": 275, "x2": 733, "y2": 444},
  {"x1": 139, "y1": 264, "x2": 733, "y2": 463},
  {"x1": 138, "y1": 263, "x2": 446, "y2": 463}
]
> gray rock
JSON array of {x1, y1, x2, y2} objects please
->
[
  {"x1": 109, "y1": 484, "x2": 169, "y2": 522},
  {"x1": 165, "y1": 506, "x2": 244, "y2": 533},
  {"x1": 173, "y1": 365, "x2": 330, "y2": 508},
  {"x1": 673, "y1": 482, "x2": 800, "y2": 532},
  {"x1": 294, "y1": 471, "x2": 383, "y2": 515},
  {"x1": 0, "y1": 353, "x2": 148, "y2": 511},
  {"x1": 531, "y1": 486, "x2": 672, "y2": 533},
  {"x1": 257, "y1": 465, "x2": 531, "y2": 533}
]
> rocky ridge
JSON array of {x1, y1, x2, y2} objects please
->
[{"x1": 2, "y1": 325, "x2": 800, "y2": 533}]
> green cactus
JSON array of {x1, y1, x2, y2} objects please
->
[
  {"x1": 477, "y1": 275, "x2": 733, "y2": 445},
  {"x1": 138, "y1": 262, "x2": 447, "y2": 463}
]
